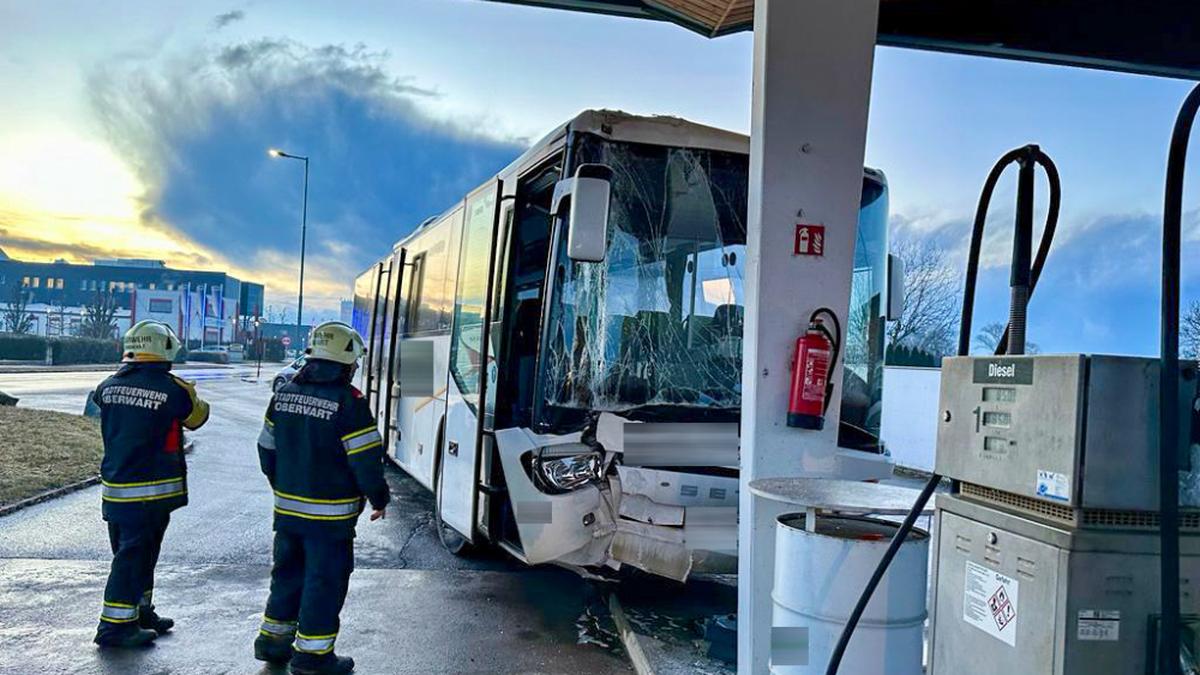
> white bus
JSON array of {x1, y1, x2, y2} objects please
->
[{"x1": 352, "y1": 110, "x2": 892, "y2": 580}]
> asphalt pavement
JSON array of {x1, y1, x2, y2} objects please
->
[{"x1": 0, "y1": 366, "x2": 631, "y2": 674}]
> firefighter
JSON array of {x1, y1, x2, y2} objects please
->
[
  {"x1": 253, "y1": 321, "x2": 390, "y2": 675},
  {"x1": 92, "y1": 320, "x2": 209, "y2": 648}
]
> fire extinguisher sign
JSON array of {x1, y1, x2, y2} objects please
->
[{"x1": 794, "y1": 224, "x2": 825, "y2": 257}]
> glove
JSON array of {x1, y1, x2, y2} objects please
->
[{"x1": 173, "y1": 376, "x2": 211, "y2": 430}]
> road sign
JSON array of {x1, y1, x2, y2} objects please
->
[{"x1": 281, "y1": 336, "x2": 292, "y2": 347}]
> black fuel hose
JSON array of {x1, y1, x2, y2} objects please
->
[
  {"x1": 1158, "y1": 82, "x2": 1200, "y2": 675},
  {"x1": 810, "y1": 307, "x2": 843, "y2": 415},
  {"x1": 825, "y1": 145, "x2": 1061, "y2": 675},
  {"x1": 963, "y1": 150, "x2": 1061, "y2": 356}
]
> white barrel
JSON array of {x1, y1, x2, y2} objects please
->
[{"x1": 771, "y1": 513, "x2": 929, "y2": 675}]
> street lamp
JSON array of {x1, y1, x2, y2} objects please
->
[{"x1": 268, "y1": 147, "x2": 309, "y2": 352}]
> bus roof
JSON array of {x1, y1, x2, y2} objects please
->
[
  {"x1": 392, "y1": 109, "x2": 750, "y2": 250},
  {"x1": 387, "y1": 109, "x2": 880, "y2": 254},
  {"x1": 506, "y1": 109, "x2": 750, "y2": 175}
]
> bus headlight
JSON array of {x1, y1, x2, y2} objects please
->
[{"x1": 532, "y1": 451, "x2": 603, "y2": 493}]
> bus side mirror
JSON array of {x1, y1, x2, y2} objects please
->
[
  {"x1": 886, "y1": 253, "x2": 905, "y2": 321},
  {"x1": 552, "y1": 164, "x2": 612, "y2": 263}
]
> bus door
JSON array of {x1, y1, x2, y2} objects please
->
[
  {"x1": 440, "y1": 180, "x2": 503, "y2": 541},
  {"x1": 373, "y1": 259, "x2": 395, "y2": 425},
  {"x1": 364, "y1": 260, "x2": 387, "y2": 415},
  {"x1": 382, "y1": 247, "x2": 407, "y2": 451}
]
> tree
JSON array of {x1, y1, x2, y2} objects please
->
[
  {"x1": 973, "y1": 321, "x2": 1040, "y2": 355},
  {"x1": 885, "y1": 342, "x2": 943, "y2": 367},
  {"x1": 843, "y1": 272, "x2": 875, "y2": 368},
  {"x1": 263, "y1": 304, "x2": 291, "y2": 324},
  {"x1": 1183, "y1": 301, "x2": 1200, "y2": 359},
  {"x1": 1, "y1": 283, "x2": 34, "y2": 334},
  {"x1": 80, "y1": 291, "x2": 119, "y2": 339},
  {"x1": 48, "y1": 292, "x2": 70, "y2": 336},
  {"x1": 887, "y1": 239, "x2": 961, "y2": 357}
]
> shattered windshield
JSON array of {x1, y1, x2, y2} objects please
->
[
  {"x1": 540, "y1": 136, "x2": 748, "y2": 421},
  {"x1": 538, "y1": 135, "x2": 889, "y2": 444}
]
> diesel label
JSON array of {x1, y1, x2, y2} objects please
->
[{"x1": 973, "y1": 359, "x2": 1034, "y2": 385}]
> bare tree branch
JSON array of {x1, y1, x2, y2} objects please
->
[
  {"x1": 973, "y1": 321, "x2": 1040, "y2": 355},
  {"x1": 1183, "y1": 301, "x2": 1200, "y2": 360},
  {"x1": 887, "y1": 239, "x2": 961, "y2": 357},
  {"x1": 81, "y1": 291, "x2": 119, "y2": 339},
  {"x1": 1, "y1": 284, "x2": 34, "y2": 334}
]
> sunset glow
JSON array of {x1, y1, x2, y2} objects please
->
[{"x1": 0, "y1": 130, "x2": 347, "y2": 306}]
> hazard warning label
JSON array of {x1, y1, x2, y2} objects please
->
[
  {"x1": 989, "y1": 586, "x2": 1016, "y2": 632},
  {"x1": 963, "y1": 560, "x2": 1019, "y2": 646}
]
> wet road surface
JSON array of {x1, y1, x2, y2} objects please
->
[{"x1": 0, "y1": 368, "x2": 631, "y2": 674}]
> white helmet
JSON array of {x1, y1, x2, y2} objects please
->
[
  {"x1": 122, "y1": 320, "x2": 181, "y2": 363},
  {"x1": 306, "y1": 321, "x2": 365, "y2": 365}
]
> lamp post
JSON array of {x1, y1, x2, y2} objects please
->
[{"x1": 268, "y1": 148, "x2": 309, "y2": 353}]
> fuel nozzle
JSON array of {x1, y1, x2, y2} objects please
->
[{"x1": 1007, "y1": 144, "x2": 1039, "y2": 356}]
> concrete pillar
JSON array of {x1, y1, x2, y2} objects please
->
[{"x1": 737, "y1": 0, "x2": 881, "y2": 672}]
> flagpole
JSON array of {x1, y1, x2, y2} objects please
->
[
  {"x1": 185, "y1": 282, "x2": 191, "y2": 348},
  {"x1": 200, "y1": 284, "x2": 206, "y2": 350}
]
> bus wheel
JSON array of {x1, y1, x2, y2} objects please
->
[{"x1": 434, "y1": 450, "x2": 475, "y2": 557}]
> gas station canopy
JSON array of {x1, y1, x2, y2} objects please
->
[
  {"x1": 484, "y1": 1, "x2": 1198, "y2": 672},
  {"x1": 495, "y1": 0, "x2": 1200, "y2": 79}
]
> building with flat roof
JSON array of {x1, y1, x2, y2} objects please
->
[{"x1": 0, "y1": 256, "x2": 264, "y2": 345}]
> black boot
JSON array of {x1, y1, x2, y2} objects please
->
[
  {"x1": 255, "y1": 633, "x2": 295, "y2": 664},
  {"x1": 289, "y1": 652, "x2": 355, "y2": 674},
  {"x1": 94, "y1": 625, "x2": 158, "y2": 649},
  {"x1": 138, "y1": 606, "x2": 174, "y2": 635}
]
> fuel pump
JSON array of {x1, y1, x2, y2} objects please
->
[
  {"x1": 826, "y1": 142, "x2": 1062, "y2": 674},
  {"x1": 826, "y1": 82, "x2": 1200, "y2": 675}
]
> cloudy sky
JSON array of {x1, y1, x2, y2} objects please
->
[{"x1": 1, "y1": 0, "x2": 1198, "y2": 352}]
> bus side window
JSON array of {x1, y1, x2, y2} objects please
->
[
  {"x1": 449, "y1": 186, "x2": 499, "y2": 408},
  {"x1": 403, "y1": 253, "x2": 425, "y2": 335}
]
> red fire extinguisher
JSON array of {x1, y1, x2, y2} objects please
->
[{"x1": 788, "y1": 308, "x2": 842, "y2": 430}]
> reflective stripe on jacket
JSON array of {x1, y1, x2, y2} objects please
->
[
  {"x1": 257, "y1": 360, "x2": 391, "y2": 539},
  {"x1": 273, "y1": 491, "x2": 363, "y2": 521},
  {"x1": 101, "y1": 477, "x2": 187, "y2": 503},
  {"x1": 93, "y1": 362, "x2": 208, "y2": 521}
]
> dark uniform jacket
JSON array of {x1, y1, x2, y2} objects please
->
[
  {"x1": 257, "y1": 360, "x2": 390, "y2": 539},
  {"x1": 93, "y1": 362, "x2": 209, "y2": 522}
]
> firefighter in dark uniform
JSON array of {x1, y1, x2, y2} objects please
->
[
  {"x1": 253, "y1": 321, "x2": 390, "y2": 675},
  {"x1": 93, "y1": 320, "x2": 209, "y2": 648}
]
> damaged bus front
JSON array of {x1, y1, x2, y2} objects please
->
[{"x1": 356, "y1": 111, "x2": 893, "y2": 581}]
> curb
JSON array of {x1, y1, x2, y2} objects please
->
[
  {"x1": 0, "y1": 366, "x2": 115, "y2": 374},
  {"x1": 0, "y1": 475, "x2": 100, "y2": 518},
  {"x1": 0, "y1": 441, "x2": 196, "y2": 518},
  {"x1": 0, "y1": 362, "x2": 237, "y2": 374},
  {"x1": 609, "y1": 592, "x2": 655, "y2": 675}
]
